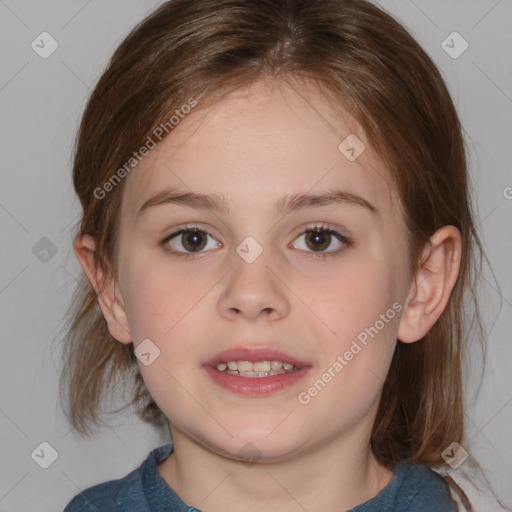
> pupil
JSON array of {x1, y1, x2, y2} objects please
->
[
  {"x1": 306, "y1": 229, "x2": 330, "y2": 251},
  {"x1": 183, "y1": 230, "x2": 206, "y2": 252}
]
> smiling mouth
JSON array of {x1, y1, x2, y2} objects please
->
[
  {"x1": 215, "y1": 360, "x2": 301, "y2": 378},
  {"x1": 204, "y1": 356, "x2": 310, "y2": 395}
]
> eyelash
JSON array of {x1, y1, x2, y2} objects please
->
[{"x1": 160, "y1": 222, "x2": 352, "y2": 261}]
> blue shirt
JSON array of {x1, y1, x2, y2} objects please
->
[{"x1": 63, "y1": 444, "x2": 457, "y2": 511}]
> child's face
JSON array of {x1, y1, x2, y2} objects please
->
[{"x1": 115, "y1": 79, "x2": 411, "y2": 460}]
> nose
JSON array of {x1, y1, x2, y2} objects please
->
[{"x1": 217, "y1": 251, "x2": 291, "y2": 322}]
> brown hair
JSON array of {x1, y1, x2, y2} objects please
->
[{"x1": 60, "y1": 0, "x2": 485, "y2": 491}]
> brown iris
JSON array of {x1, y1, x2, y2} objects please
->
[
  {"x1": 181, "y1": 230, "x2": 207, "y2": 252},
  {"x1": 305, "y1": 229, "x2": 331, "y2": 252}
]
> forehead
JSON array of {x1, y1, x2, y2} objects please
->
[{"x1": 121, "y1": 79, "x2": 397, "y2": 221}]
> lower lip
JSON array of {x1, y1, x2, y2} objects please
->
[{"x1": 203, "y1": 365, "x2": 311, "y2": 396}]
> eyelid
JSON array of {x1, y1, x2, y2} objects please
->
[
  {"x1": 162, "y1": 223, "x2": 221, "y2": 242},
  {"x1": 294, "y1": 221, "x2": 351, "y2": 242}
]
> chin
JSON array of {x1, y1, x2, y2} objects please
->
[{"x1": 197, "y1": 428, "x2": 309, "y2": 464}]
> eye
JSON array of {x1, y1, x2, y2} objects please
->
[
  {"x1": 291, "y1": 224, "x2": 351, "y2": 258},
  {"x1": 162, "y1": 226, "x2": 221, "y2": 257},
  {"x1": 161, "y1": 223, "x2": 350, "y2": 260}
]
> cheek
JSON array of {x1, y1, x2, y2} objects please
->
[
  {"x1": 299, "y1": 255, "x2": 400, "y2": 337},
  {"x1": 120, "y1": 252, "x2": 201, "y2": 343},
  {"x1": 122, "y1": 263, "x2": 208, "y2": 416},
  {"x1": 297, "y1": 277, "x2": 399, "y2": 427},
  {"x1": 295, "y1": 255, "x2": 401, "y2": 393}
]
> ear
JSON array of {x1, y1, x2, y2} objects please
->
[
  {"x1": 73, "y1": 234, "x2": 132, "y2": 344},
  {"x1": 397, "y1": 225, "x2": 462, "y2": 343}
]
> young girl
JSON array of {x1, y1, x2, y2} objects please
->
[{"x1": 60, "y1": 0, "x2": 504, "y2": 510}]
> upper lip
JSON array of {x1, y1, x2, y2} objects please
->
[{"x1": 204, "y1": 347, "x2": 311, "y2": 368}]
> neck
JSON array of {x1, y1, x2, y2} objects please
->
[{"x1": 157, "y1": 429, "x2": 394, "y2": 512}]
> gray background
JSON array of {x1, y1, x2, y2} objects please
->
[{"x1": 0, "y1": 1, "x2": 510, "y2": 510}]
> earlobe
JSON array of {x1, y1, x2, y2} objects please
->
[
  {"x1": 73, "y1": 234, "x2": 132, "y2": 344},
  {"x1": 397, "y1": 226, "x2": 462, "y2": 344}
]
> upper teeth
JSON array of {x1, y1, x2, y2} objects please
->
[{"x1": 216, "y1": 360, "x2": 295, "y2": 372}]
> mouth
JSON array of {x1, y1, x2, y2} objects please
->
[{"x1": 203, "y1": 347, "x2": 311, "y2": 396}]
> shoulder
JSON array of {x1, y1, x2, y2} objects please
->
[
  {"x1": 394, "y1": 463, "x2": 457, "y2": 511},
  {"x1": 62, "y1": 466, "x2": 143, "y2": 512},
  {"x1": 62, "y1": 444, "x2": 173, "y2": 512},
  {"x1": 350, "y1": 462, "x2": 457, "y2": 512}
]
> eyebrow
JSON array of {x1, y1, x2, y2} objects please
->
[{"x1": 136, "y1": 187, "x2": 378, "y2": 217}]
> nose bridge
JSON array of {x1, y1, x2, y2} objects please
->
[{"x1": 217, "y1": 242, "x2": 290, "y2": 321}]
